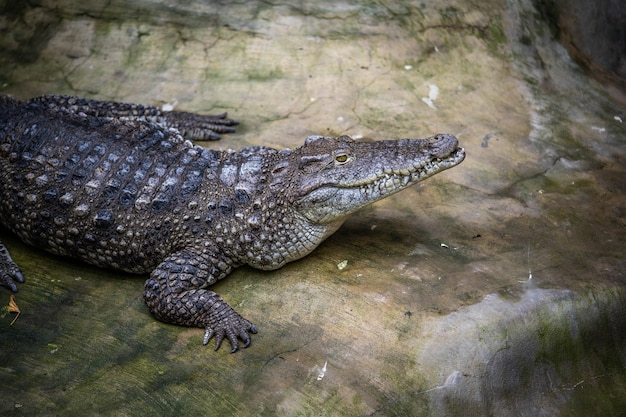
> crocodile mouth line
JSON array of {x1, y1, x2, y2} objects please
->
[{"x1": 345, "y1": 146, "x2": 465, "y2": 191}]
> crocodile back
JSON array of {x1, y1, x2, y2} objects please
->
[{"x1": 0, "y1": 97, "x2": 226, "y2": 272}]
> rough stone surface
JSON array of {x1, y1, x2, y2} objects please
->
[
  {"x1": 543, "y1": 0, "x2": 626, "y2": 85},
  {"x1": 0, "y1": 0, "x2": 625, "y2": 416}
]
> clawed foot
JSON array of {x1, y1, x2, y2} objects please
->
[
  {"x1": 164, "y1": 110, "x2": 238, "y2": 141},
  {"x1": 0, "y1": 243, "x2": 24, "y2": 293},
  {"x1": 203, "y1": 306, "x2": 258, "y2": 353},
  {"x1": 144, "y1": 254, "x2": 257, "y2": 353}
]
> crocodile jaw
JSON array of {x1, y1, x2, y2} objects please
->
[{"x1": 293, "y1": 134, "x2": 465, "y2": 224}]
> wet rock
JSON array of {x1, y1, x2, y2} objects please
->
[{"x1": 537, "y1": 0, "x2": 626, "y2": 97}]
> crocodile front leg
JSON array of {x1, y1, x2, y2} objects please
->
[
  {"x1": 0, "y1": 242, "x2": 24, "y2": 293},
  {"x1": 143, "y1": 249, "x2": 257, "y2": 353}
]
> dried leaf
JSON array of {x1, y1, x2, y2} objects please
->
[{"x1": 8, "y1": 294, "x2": 20, "y2": 325}]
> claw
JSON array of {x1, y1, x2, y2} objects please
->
[
  {"x1": 1, "y1": 276, "x2": 18, "y2": 293},
  {"x1": 202, "y1": 327, "x2": 214, "y2": 346},
  {"x1": 202, "y1": 316, "x2": 257, "y2": 353},
  {"x1": 11, "y1": 270, "x2": 25, "y2": 285},
  {"x1": 1, "y1": 244, "x2": 24, "y2": 293},
  {"x1": 226, "y1": 328, "x2": 239, "y2": 353},
  {"x1": 8, "y1": 281, "x2": 18, "y2": 293},
  {"x1": 240, "y1": 333, "x2": 251, "y2": 349},
  {"x1": 214, "y1": 330, "x2": 225, "y2": 352},
  {"x1": 238, "y1": 323, "x2": 257, "y2": 349}
]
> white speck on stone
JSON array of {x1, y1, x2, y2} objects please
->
[
  {"x1": 310, "y1": 97, "x2": 316, "y2": 102},
  {"x1": 409, "y1": 244, "x2": 432, "y2": 256},
  {"x1": 428, "y1": 84, "x2": 439, "y2": 100},
  {"x1": 444, "y1": 370, "x2": 461, "y2": 386},
  {"x1": 421, "y1": 84, "x2": 439, "y2": 109},
  {"x1": 440, "y1": 243, "x2": 449, "y2": 249},
  {"x1": 317, "y1": 360, "x2": 328, "y2": 381},
  {"x1": 614, "y1": 116, "x2": 623, "y2": 123},
  {"x1": 337, "y1": 260, "x2": 348, "y2": 270},
  {"x1": 161, "y1": 100, "x2": 177, "y2": 112},
  {"x1": 404, "y1": 64, "x2": 413, "y2": 70},
  {"x1": 591, "y1": 126, "x2": 606, "y2": 133},
  {"x1": 337, "y1": 116, "x2": 344, "y2": 122}
]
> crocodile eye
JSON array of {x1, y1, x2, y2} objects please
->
[{"x1": 335, "y1": 153, "x2": 349, "y2": 164}]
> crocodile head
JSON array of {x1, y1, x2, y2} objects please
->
[
  {"x1": 253, "y1": 133, "x2": 465, "y2": 268},
  {"x1": 284, "y1": 134, "x2": 465, "y2": 224}
]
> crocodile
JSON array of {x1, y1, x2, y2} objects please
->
[{"x1": 0, "y1": 94, "x2": 465, "y2": 352}]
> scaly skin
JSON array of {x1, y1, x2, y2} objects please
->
[{"x1": 0, "y1": 94, "x2": 465, "y2": 352}]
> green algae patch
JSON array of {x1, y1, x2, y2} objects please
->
[
  {"x1": 413, "y1": 287, "x2": 626, "y2": 416},
  {"x1": 532, "y1": 289, "x2": 626, "y2": 415},
  {"x1": 243, "y1": 67, "x2": 286, "y2": 82}
]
